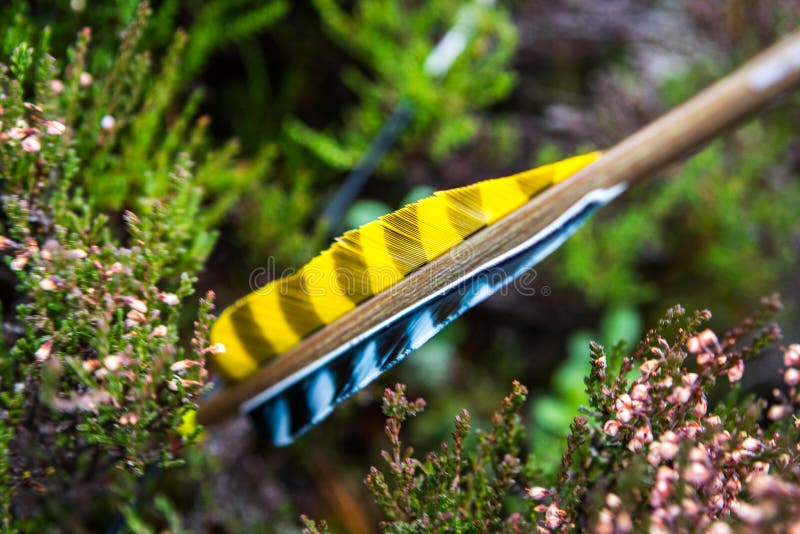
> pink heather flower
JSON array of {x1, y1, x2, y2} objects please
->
[
  {"x1": 727, "y1": 359, "x2": 744, "y2": 382},
  {"x1": 79, "y1": 72, "x2": 93, "y2": 87},
  {"x1": 708, "y1": 474, "x2": 724, "y2": 494},
  {"x1": 785, "y1": 344, "x2": 800, "y2": 367},
  {"x1": 21, "y1": 135, "x2": 41, "y2": 152},
  {"x1": 681, "y1": 498, "x2": 700, "y2": 517},
  {"x1": 706, "y1": 521, "x2": 733, "y2": 534},
  {"x1": 682, "y1": 373, "x2": 699, "y2": 387},
  {"x1": 103, "y1": 355, "x2": 122, "y2": 371},
  {"x1": 10, "y1": 254, "x2": 29, "y2": 271},
  {"x1": 151, "y1": 325, "x2": 168, "y2": 338},
  {"x1": 125, "y1": 309, "x2": 147, "y2": 326},
  {"x1": 748, "y1": 473, "x2": 791, "y2": 499},
  {"x1": 665, "y1": 504, "x2": 681, "y2": 522},
  {"x1": 647, "y1": 443, "x2": 662, "y2": 466},
  {"x1": 49, "y1": 79, "x2": 65, "y2": 94},
  {"x1": 35, "y1": 339, "x2": 54, "y2": 361},
  {"x1": 45, "y1": 120, "x2": 66, "y2": 135},
  {"x1": 686, "y1": 336, "x2": 702, "y2": 354},
  {"x1": 784, "y1": 368, "x2": 800, "y2": 386},
  {"x1": 687, "y1": 329, "x2": 719, "y2": 353},
  {"x1": 746, "y1": 462, "x2": 770, "y2": 483},
  {"x1": 639, "y1": 359, "x2": 660, "y2": 374},
  {"x1": 627, "y1": 437, "x2": 644, "y2": 452},
  {"x1": 732, "y1": 501, "x2": 764, "y2": 525},
  {"x1": 605, "y1": 493, "x2": 622, "y2": 509},
  {"x1": 683, "y1": 421, "x2": 702, "y2": 439},
  {"x1": 650, "y1": 513, "x2": 670, "y2": 532},
  {"x1": 25, "y1": 238, "x2": 39, "y2": 253},
  {"x1": 684, "y1": 462, "x2": 710, "y2": 487},
  {"x1": 669, "y1": 386, "x2": 692, "y2": 404},
  {"x1": 696, "y1": 351, "x2": 715, "y2": 366},
  {"x1": 123, "y1": 296, "x2": 148, "y2": 314},
  {"x1": 616, "y1": 394, "x2": 634, "y2": 423},
  {"x1": 544, "y1": 503, "x2": 566, "y2": 529},
  {"x1": 603, "y1": 420, "x2": 620, "y2": 437},
  {"x1": 658, "y1": 431, "x2": 680, "y2": 460},
  {"x1": 698, "y1": 329, "x2": 719, "y2": 347},
  {"x1": 160, "y1": 292, "x2": 180, "y2": 305},
  {"x1": 170, "y1": 359, "x2": 200, "y2": 372},
  {"x1": 9, "y1": 119, "x2": 28, "y2": 139},
  {"x1": 740, "y1": 437, "x2": 762, "y2": 453},
  {"x1": 689, "y1": 445, "x2": 709, "y2": 464},
  {"x1": 596, "y1": 509, "x2": 614, "y2": 533},
  {"x1": 39, "y1": 277, "x2": 58, "y2": 291},
  {"x1": 120, "y1": 413, "x2": 139, "y2": 425},
  {"x1": 725, "y1": 477, "x2": 742, "y2": 494},
  {"x1": 634, "y1": 424, "x2": 653, "y2": 445},
  {"x1": 713, "y1": 429, "x2": 731, "y2": 446},
  {"x1": 708, "y1": 493, "x2": 726, "y2": 513},
  {"x1": 705, "y1": 415, "x2": 722, "y2": 427},
  {"x1": 656, "y1": 375, "x2": 673, "y2": 389},
  {"x1": 650, "y1": 485, "x2": 668, "y2": 508},
  {"x1": 616, "y1": 511, "x2": 632, "y2": 533},
  {"x1": 693, "y1": 395, "x2": 708, "y2": 418},
  {"x1": 82, "y1": 359, "x2": 100, "y2": 372},
  {"x1": 526, "y1": 486, "x2": 550, "y2": 500},
  {"x1": 23, "y1": 102, "x2": 43, "y2": 113},
  {"x1": 631, "y1": 384, "x2": 648, "y2": 401},
  {"x1": 100, "y1": 114, "x2": 115, "y2": 130},
  {"x1": 104, "y1": 262, "x2": 123, "y2": 277},
  {"x1": 767, "y1": 404, "x2": 790, "y2": 420}
]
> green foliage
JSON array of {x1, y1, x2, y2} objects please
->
[
  {"x1": 306, "y1": 299, "x2": 800, "y2": 531},
  {"x1": 0, "y1": 5, "x2": 234, "y2": 528},
  {"x1": 291, "y1": 0, "x2": 517, "y2": 166}
]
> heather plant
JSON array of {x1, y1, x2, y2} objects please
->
[
  {"x1": 304, "y1": 297, "x2": 800, "y2": 531},
  {"x1": 0, "y1": 5, "x2": 237, "y2": 528}
]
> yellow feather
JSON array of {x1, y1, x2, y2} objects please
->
[{"x1": 210, "y1": 152, "x2": 600, "y2": 382}]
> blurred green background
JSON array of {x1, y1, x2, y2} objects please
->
[{"x1": 3, "y1": 0, "x2": 800, "y2": 531}]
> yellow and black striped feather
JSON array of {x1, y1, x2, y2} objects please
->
[{"x1": 210, "y1": 152, "x2": 600, "y2": 381}]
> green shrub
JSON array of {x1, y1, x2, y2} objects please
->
[{"x1": 0, "y1": 5, "x2": 226, "y2": 528}]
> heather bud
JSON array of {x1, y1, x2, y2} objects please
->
[
  {"x1": 784, "y1": 368, "x2": 800, "y2": 386},
  {"x1": 603, "y1": 420, "x2": 620, "y2": 437}
]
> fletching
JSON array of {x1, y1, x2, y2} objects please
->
[
  {"x1": 209, "y1": 153, "x2": 603, "y2": 443},
  {"x1": 211, "y1": 153, "x2": 599, "y2": 380}
]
